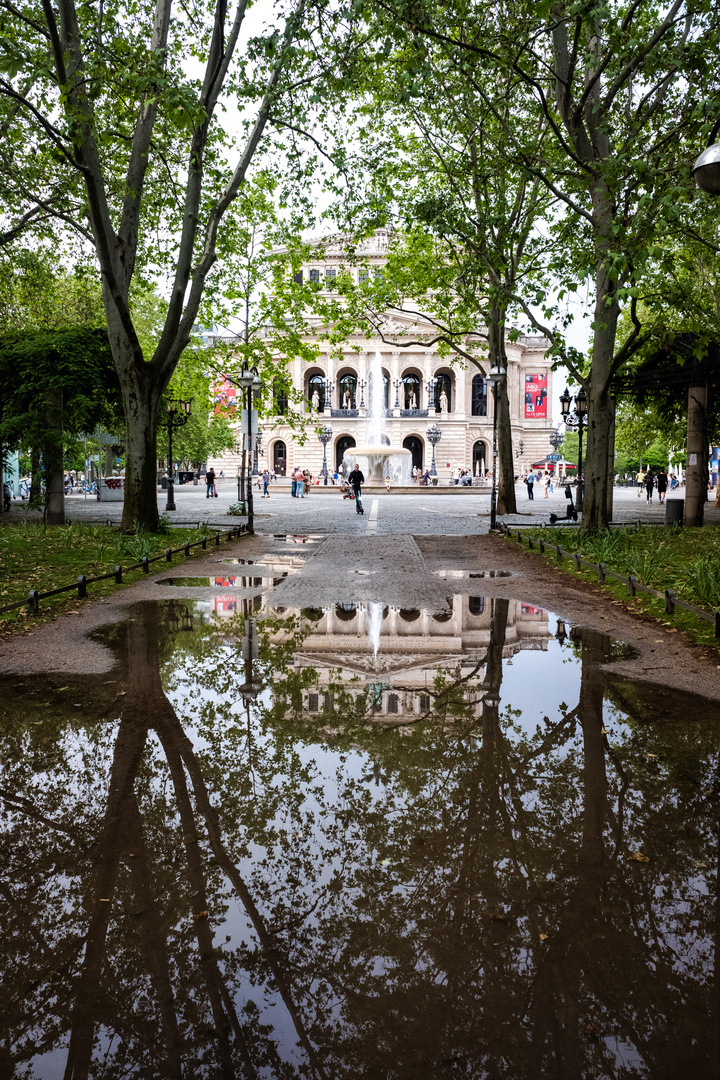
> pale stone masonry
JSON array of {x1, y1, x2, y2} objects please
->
[{"x1": 209, "y1": 230, "x2": 555, "y2": 482}]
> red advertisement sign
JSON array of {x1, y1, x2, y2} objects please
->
[{"x1": 524, "y1": 373, "x2": 547, "y2": 419}]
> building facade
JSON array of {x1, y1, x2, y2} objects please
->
[{"x1": 210, "y1": 231, "x2": 555, "y2": 482}]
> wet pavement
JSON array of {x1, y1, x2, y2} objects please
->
[
  {"x1": 13, "y1": 481, "x2": 718, "y2": 534},
  {"x1": 2, "y1": 532, "x2": 720, "y2": 1078}
]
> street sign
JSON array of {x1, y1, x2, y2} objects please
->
[
  {"x1": 547, "y1": 453, "x2": 562, "y2": 461},
  {"x1": 240, "y1": 409, "x2": 258, "y2": 437}
]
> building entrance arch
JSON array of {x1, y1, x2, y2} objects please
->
[
  {"x1": 273, "y1": 440, "x2": 287, "y2": 476},
  {"x1": 403, "y1": 435, "x2": 424, "y2": 471},
  {"x1": 335, "y1": 435, "x2": 356, "y2": 471},
  {"x1": 472, "y1": 440, "x2": 487, "y2": 477}
]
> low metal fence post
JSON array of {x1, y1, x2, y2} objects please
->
[
  {"x1": 539, "y1": 539, "x2": 545, "y2": 554},
  {"x1": 28, "y1": 590, "x2": 39, "y2": 614},
  {"x1": 77, "y1": 575, "x2": 87, "y2": 598},
  {"x1": 201, "y1": 537, "x2": 207, "y2": 549},
  {"x1": 166, "y1": 548, "x2": 172, "y2": 562},
  {"x1": 598, "y1": 562, "x2": 606, "y2": 584},
  {"x1": 528, "y1": 536, "x2": 534, "y2": 549},
  {"x1": 628, "y1": 574, "x2": 637, "y2": 596},
  {"x1": 184, "y1": 541, "x2": 190, "y2": 557},
  {"x1": 715, "y1": 610, "x2": 720, "y2": 639},
  {"x1": 142, "y1": 556, "x2": 150, "y2": 574},
  {"x1": 115, "y1": 565, "x2": 123, "y2": 584},
  {"x1": 574, "y1": 554, "x2": 582, "y2": 571},
  {"x1": 665, "y1": 588, "x2": 675, "y2": 614},
  {"x1": 556, "y1": 545, "x2": 562, "y2": 563},
  {"x1": 215, "y1": 532, "x2": 221, "y2": 546}
]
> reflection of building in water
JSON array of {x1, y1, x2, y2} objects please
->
[{"x1": 269, "y1": 596, "x2": 550, "y2": 722}]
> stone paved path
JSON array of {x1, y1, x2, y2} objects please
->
[{"x1": 17, "y1": 480, "x2": 717, "y2": 535}]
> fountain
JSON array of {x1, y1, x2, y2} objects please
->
[{"x1": 344, "y1": 350, "x2": 412, "y2": 484}]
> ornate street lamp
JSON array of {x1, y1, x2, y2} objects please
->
[
  {"x1": 318, "y1": 424, "x2": 333, "y2": 485},
  {"x1": 426, "y1": 424, "x2": 442, "y2": 477},
  {"x1": 164, "y1": 397, "x2": 192, "y2": 512},
  {"x1": 393, "y1": 377, "x2": 401, "y2": 408},
  {"x1": 486, "y1": 363, "x2": 506, "y2": 531},
  {"x1": 252, "y1": 430, "x2": 263, "y2": 476},
  {"x1": 227, "y1": 363, "x2": 262, "y2": 535},
  {"x1": 425, "y1": 377, "x2": 436, "y2": 412},
  {"x1": 560, "y1": 385, "x2": 587, "y2": 511},
  {"x1": 692, "y1": 143, "x2": 720, "y2": 195},
  {"x1": 239, "y1": 606, "x2": 263, "y2": 702},
  {"x1": 358, "y1": 378, "x2": 366, "y2": 408}
]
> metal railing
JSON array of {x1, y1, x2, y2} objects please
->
[
  {"x1": 499, "y1": 522, "x2": 720, "y2": 638},
  {"x1": 0, "y1": 526, "x2": 248, "y2": 617}
]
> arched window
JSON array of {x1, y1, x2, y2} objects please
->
[
  {"x1": 403, "y1": 374, "x2": 421, "y2": 410},
  {"x1": 273, "y1": 378, "x2": 289, "y2": 416},
  {"x1": 472, "y1": 441, "x2": 486, "y2": 477},
  {"x1": 335, "y1": 435, "x2": 356, "y2": 470},
  {"x1": 308, "y1": 374, "x2": 326, "y2": 410},
  {"x1": 471, "y1": 374, "x2": 487, "y2": 416},
  {"x1": 434, "y1": 374, "x2": 452, "y2": 413},
  {"x1": 273, "y1": 440, "x2": 287, "y2": 475},
  {"x1": 338, "y1": 373, "x2": 357, "y2": 409},
  {"x1": 402, "y1": 436, "x2": 423, "y2": 471},
  {"x1": 469, "y1": 596, "x2": 485, "y2": 615},
  {"x1": 335, "y1": 603, "x2": 357, "y2": 621}
]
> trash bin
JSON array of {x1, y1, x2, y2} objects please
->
[{"x1": 665, "y1": 499, "x2": 683, "y2": 525}]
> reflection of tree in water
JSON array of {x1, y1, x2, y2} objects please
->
[{"x1": 0, "y1": 601, "x2": 719, "y2": 1078}]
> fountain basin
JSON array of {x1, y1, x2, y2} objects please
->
[{"x1": 345, "y1": 444, "x2": 413, "y2": 484}]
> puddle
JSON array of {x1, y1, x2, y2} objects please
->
[
  {"x1": 270, "y1": 533, "x2": 323, "y2": 544},
  {"x1": 157, "y1": 574, "x2": 287, "y2": 587},
  {"x1": 1, "y1": 595, "x2": 719, "y2": 1078},
  {"x1": 434, "y1": 568, "x2": 513, "y2": 578}
]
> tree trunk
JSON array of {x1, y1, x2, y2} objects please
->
[
  {"x1": 119, "y1": 365, "x2": 165, "y2": 533},
  {"x1": 685, "y1": 381, "x2": 708, "y2": 528},
  {"x1": 29, "y1": 445, "x2": 41, "y2": 506},
  {"x1": 45, "y1": 388, "x2": 65, "y2": 526},
  {"x1": 487, "y1": 306, "x2": 517, "y2": 516},
  {"x1": 581, "y1": 256, "x2": 619, "y2": 531}
]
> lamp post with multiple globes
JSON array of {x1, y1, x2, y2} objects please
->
[
  {"x1": 164, "y1": 398, "x2": 192, "y2": 512},
  {"x1": 560, "y1": 386, "x2": 587, "y2": 511},
  {"x1": 486, "y1": 363, "x2": 507, "y2": 531}
]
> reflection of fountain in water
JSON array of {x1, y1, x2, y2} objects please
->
[
  {"x1": 345, "y1": 349, "x2": 412, "y2": 483},
  {"x1": 368, "y1": 601, "x2": 384, "y2": 662}
]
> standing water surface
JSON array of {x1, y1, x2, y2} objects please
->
[{"x1": 0, "y1": 593, "x2": 718, "y2": 1079}]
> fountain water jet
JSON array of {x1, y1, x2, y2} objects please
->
[{"x1": 344, "y1": 350, "x2": 412, "y2": 483}]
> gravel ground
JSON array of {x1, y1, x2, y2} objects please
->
[{"x1": 1, "y1": 528, "x2": 719, "y2": 708}]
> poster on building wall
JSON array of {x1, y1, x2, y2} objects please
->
[{"x1": 524, "y1": 373, "x2": 547, "y2": 419}]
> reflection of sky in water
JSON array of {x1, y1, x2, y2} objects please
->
[
  {"x1": 499, "y1": 616, "x2": 583, "y2": 734},
  {"x1": 7, "y1": 596, "x2": 717, "y2": 1080}
]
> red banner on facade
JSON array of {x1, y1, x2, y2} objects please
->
[{"x1": 524, "y1": 373, "x2": 547, "y2": 419}]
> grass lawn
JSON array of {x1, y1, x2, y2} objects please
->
[
  {"x1": 0, "y1": 520, "x2": 242, "y2": 637},
  {"x1": 512, "y1": 523, "x2": 720, "y2": 653}
]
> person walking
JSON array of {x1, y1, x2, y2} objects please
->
[
  {"x1": 644, "y1": 469, "x2": 655, "y2": 503},
  {"x1": 348, "y1": 462, "x2": 365, "y2": 514},
  {"x1": 636, "y1": 469, "x2": 645, "y2": 497},
  {"x1": 291, "y1": 466, "x2": 303, "y2": 497},
  {"x1": 656, "y1": 469, "x2": 668, "y2": 504},
  {"x1": 526, "y1": 472, "x2": 535, "y2": 500},
  {"x1": 206, "y1": 468, "x2": 216, "y2": 498},
  {"x1": 542, "y1": 471, "x2": 550, "y2": 498},
  {"x1": 261, "y1": 468, "x2": 270, "y2": 498}
]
